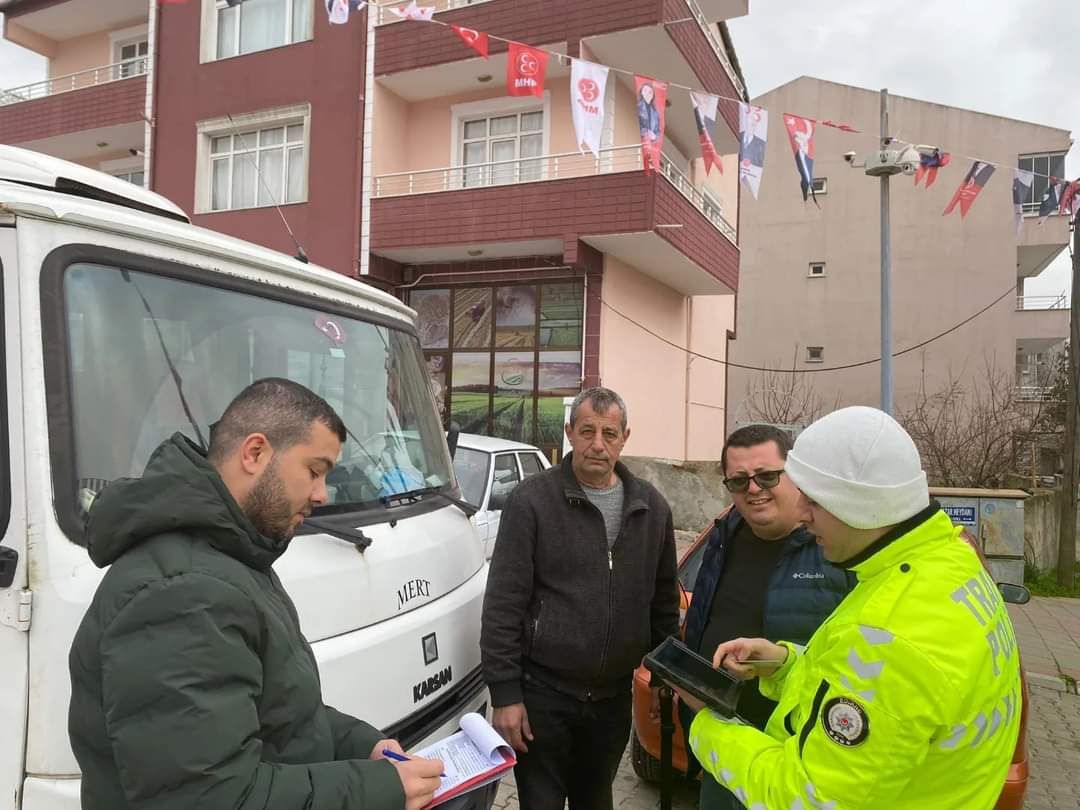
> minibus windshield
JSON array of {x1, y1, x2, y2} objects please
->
[{"x1": 63, "y1": 262, "x2": 453, "y2": 522}]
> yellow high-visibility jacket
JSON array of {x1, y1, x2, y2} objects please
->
[{"x1": 689, "y1": 507, "x2": 1022, "y2": 810}]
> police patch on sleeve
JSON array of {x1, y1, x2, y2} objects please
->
[{"x1": 822, "y1": 697, "x2": 869, "y2": 747}]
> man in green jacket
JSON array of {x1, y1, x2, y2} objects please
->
[{"x1": 69, "y1": 378, "x2": 444, "y2": 810}]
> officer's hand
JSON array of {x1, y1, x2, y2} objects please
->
[
  {"x1": 669, "y1": 684, "x2": 706, "y2": 715},
  {"x1": 390, "y1": 756, "x2": 445, "y2": 810},
  {"x1": 493, "y1": 703, "x2": 534, "y2": 753},
  {"x1": 712, "y1": 638, "x2": 788, "y2": 680}
]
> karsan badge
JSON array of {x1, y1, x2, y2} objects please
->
[{"x1": 822, "y1": 697, "x2": 869, "y2": 747}]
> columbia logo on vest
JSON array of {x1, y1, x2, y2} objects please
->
[{"x1": 793, "y1": 572, "x2": 826, "y2": 579}]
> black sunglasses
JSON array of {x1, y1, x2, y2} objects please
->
[{"x1": 723, "y1": 469, "x2": 785, "y2": 493}]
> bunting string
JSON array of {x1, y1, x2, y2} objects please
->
[{"x1": 328, "y1": 1, "x2": 1078, "y2": 215}]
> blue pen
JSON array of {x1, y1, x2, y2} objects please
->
[{"x1": 381, "y1": 748, "x2": 447, "y2": 778}]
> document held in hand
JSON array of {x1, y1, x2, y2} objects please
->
[{"x1": 411, "y1": 712, "x2": 516, "y2": 808}]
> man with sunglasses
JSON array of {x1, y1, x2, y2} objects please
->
[
  {"x1": 680, "y1": 424, "x2": 853, "y2": 810},
  {"x1": 682, "y1": 407, "x2": 1022, "y2": 810}
]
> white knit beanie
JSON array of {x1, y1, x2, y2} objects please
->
[{"x1": 785, "y1": 406, "x2": 929, "y2": 530}]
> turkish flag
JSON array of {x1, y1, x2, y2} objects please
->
[
  {"x1": 452, "y1": 24, "x2": 489, "y2": 59},
  {"x1": 506, "y1": 42, "x2": 548, "y2": 98}
]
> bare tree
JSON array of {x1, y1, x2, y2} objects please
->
[
  {"x1": 898, "y1": 359, "x2": 1049, "y2": 488},
  {"x1": 742, "y1": 347, "x2": 839, "y2": 428}
]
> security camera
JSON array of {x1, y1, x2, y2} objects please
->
[
  {"x1": 843, "y1": 151, "x2": 857, "y2": 163},
  {"x1": 897, "y1": 145, "x2": 921, "y2": 176}
]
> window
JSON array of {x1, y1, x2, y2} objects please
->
[
  {"x1": 413, "y1": 281, "x2": 583, "y2": 459},
  {"x1": 197, "y1": 105, "x2": 310, "y2": 213},
  {"x1": 806, "y1": 346, "x2": 824, "y2": 363},
  {"x1": 461, "y1": 110, "x2": 544, "y2": 187},
  {"x1": 115, "y1": 39, "x2": 148, "y2": 78},
  {"x1": 1018, "y1": 153, "x2": 1067, "y2": 213},
  {"x1": 54, "y1": 261, "x2": 452, "y2": 531},
  {"x1": 518, "y1": 452, "x2": 543, "y2": 478},
  {"x1": 811, "y1": 177, "x2": 827, "y2": 195},
  {"x1": 808, "y1": 262, "x2": 826, "y2": 278},
  {"x1": 111, "y1": 169, "x2": 146, "y2": 188},
  {"x1": 491, "y1": 453, "x2": 521, "y2": 501},
  {"x1": 214, "y1": 0, "x2": 312, "y2": 60}
]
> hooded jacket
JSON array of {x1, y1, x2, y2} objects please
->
[{"x1": 68, "y1": 434, "x2": 405, "y2": 810}]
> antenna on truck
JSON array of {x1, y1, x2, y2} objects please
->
[{"x1": 225, "y1": 114, "x2": 310, "y2": 265}]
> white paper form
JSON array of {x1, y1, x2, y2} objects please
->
[{"x1": 412, "y1": 712, "x2": 515, "y2": 803}]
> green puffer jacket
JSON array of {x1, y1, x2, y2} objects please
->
[{"x1": 69, "y1": 433, "x2": 406, "y2": 810}]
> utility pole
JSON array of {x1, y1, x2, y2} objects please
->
[
  {"x1": 879, "y1": 89, "x2": 893, "y2": 415},
  {"x1": 1058, "y1": 209, "x2": 1079, "y2": 589}
]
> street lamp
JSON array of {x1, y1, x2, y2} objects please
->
[{"x1": 842, "y1": 89, "x2": 926, "y2": 415}]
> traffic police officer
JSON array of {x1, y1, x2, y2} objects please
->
[{"x1": 677, "y1": 406, "x2": 1022, "y2": 810}]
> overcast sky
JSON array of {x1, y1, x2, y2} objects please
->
[
  {"x1": 0, "y1": 1, "x2": 1074, "y2": 291},
  {"x1": 727, "y1": 0, "x2": 1076, "y2": 297}
]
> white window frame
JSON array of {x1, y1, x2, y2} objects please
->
[
  {"x1": 100, "y1": 155, "x2": 146, "y2": 187},
  {"x1": 200, "y1": 0, "x2": 314, "y2": 64},
  {"x1": 1018, "y1": 151, "x2": 1068, "y2": 213},
  {"x1": 450, "y1": 93, "x2": 552, "y2": 181},
  {"x1": 811, "y1": 177, "x2": 827, "y2": 195},
  {"x1": 109, "y1": 24, "x2": 149, "y2": 78},
  {"x1": 808, "y1": 261, "x2": 826, "y2": 278},
  {"x1": 806, "y1": 346, "x2": 824, "y2": 364},
  {"x1": 194, "y1": 103, "x2": 311, "y2": 214}
]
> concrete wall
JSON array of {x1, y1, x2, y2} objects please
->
[
  {"x1": 1025, "y1": 490, "x2": 1080, "y2": 573},
  {"x1": 728, "y1": 77, "x2": 1072, "y2": 425},
  {"x1": 622, "y1": 456, "x2": 731, "y2": 533}
]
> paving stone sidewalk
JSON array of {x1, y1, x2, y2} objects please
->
[{"x1": 1008, "y1": 596, "x2": 1080, "y2": 688}]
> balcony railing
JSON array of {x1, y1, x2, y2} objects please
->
[
  {"x1": 684, "y1": 0, "x2": 746, "y2": 99},
  {"x1": 373, "y1": 144, "x2": 738, "y2": 244},
  {"x1": 0, "y1": 59, "x2": 148, "y2": 106},
  {"x1": 374, "y1": 0, "x2": 494, "y2": 24},
  {"x1": 1015, "y1": 385, "x2": 1058, "y2": 403},
  {"x1": 1016, "y1": 293, "x2": 1069, "y2": 311}
]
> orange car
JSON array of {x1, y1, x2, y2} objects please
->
[{"x1": 630, "y1": 523, "x2": 1030, "y2": 809}]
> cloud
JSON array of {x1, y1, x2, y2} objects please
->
[{"x1": 728, "y1": 0, "x2": 1076, "y2": 297}]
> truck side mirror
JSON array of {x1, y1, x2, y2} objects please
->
[
  {"x1": 997, "y1": 583, "x2": 1031, "y2": 605},
  {"x1": 446, "y1": 421, "x2": 460, "y2": 459}
]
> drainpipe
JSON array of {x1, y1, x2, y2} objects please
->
[
  {"x1": 145, "y1": 0, "x2": 161, "y2": 189},
  {"x1": 684, "y1": 296, "x2": 693, "y2": 462},
  {"x1": 357, "y1": 6, "x2": 376, "y2": 277}
]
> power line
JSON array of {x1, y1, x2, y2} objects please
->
[{"x1": 601, "y1": 283, "x2": 1016, "y2": 374}]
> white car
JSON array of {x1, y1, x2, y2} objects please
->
[{"x1": 452, "y1": 434, "x2": 552, "y2": 558}]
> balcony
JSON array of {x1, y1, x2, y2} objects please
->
[
  {"x1": 0, "y1": 59, "x2": 147, "y2": 106},
  {"x1": 1017, "y1": 212, "x2": 1069, "y2": 278},
  {"x1": 2, "y1": 0, "x2": 147, "y2": 55},
  {"x1": 1016, "y1": 293, "x2": 1068, "y2": 312},
  {"x1": 374, "y1": 0, "x2": 495, "y2": 25},
  {"x1": 0, "y1": 63, "x2": 146, "y2": 156},
  {"x1": 374, "y1": 0, "x2": 746, "y2": 119},
  {"x1": 371, "y1": 144, "x2": 738, "y2": 295}
]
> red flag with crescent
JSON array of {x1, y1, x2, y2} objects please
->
[{"x1": 452, "y1": 24, "x2": 488, "y2": 59}]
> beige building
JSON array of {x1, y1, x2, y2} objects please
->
[{"x1": 728, "y1": 77, "x2": 1072, "y2": 428}]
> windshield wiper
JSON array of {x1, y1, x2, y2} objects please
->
[
  {"x1": 302, "y1": 517, "x2": 373, "y2": 552},
  {"x1": 379, "y1": 486, "x2": 478, "y2": 517}
]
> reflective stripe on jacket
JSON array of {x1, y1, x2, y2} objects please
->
[{"x1": 689, "y1": 506, "x2": 1022, "y2": 810}]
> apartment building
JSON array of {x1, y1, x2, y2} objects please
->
[
  {"x1": 728, "y1": 77, "x2": 1072, "y2": 430},
  {"x1": 0, "y1": 0, "x2": 749, "y2": 462}
]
